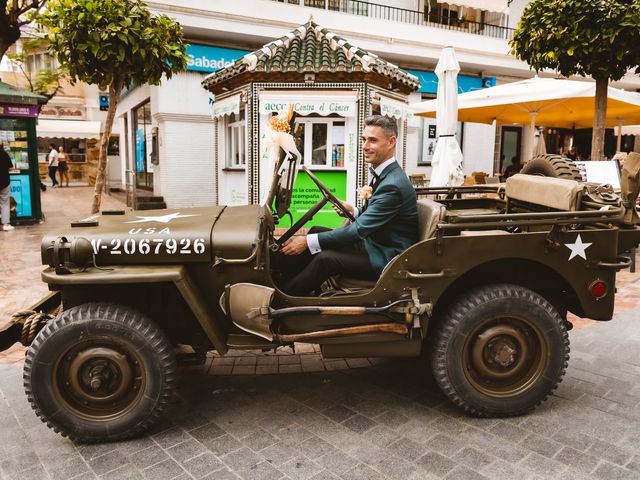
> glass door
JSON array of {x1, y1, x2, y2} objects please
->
[
  {"x1": 500, "y1": 126, "x2": 522, "y2": 174},
  {"x1": 132, "y1": 101, "x2": 153, "y2": 191}
]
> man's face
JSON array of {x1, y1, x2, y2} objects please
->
[{"x1": 362, "y1": 125, "x2": 396, "y2": 168}]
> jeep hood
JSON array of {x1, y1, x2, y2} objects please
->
[{"x1": 41, "y1": 205, "x2": 260, "y2": 267}]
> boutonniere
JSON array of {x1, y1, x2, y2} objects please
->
[{"x1": 359, "y1": 186, "x2": 373, "y2": 202}]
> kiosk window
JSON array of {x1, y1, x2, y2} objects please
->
[
  {"x1": 296, "y1": 118, "x2": 345, "y2": 168},
  {"x1": 226, "y1": 110, "x2": 246, "y2": 168}
]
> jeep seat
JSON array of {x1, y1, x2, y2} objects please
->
[
  {"x1": 334, "y1": 198, "x2": 447, "y2": 290},
  {"x1": 506, "y1": 174, "x2": 582, "y2": 211}
]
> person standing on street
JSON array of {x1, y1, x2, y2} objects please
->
[
  {"x1": 47, "y1": 143, "x2": 59, "y2": 187},
  {"x1": 0, "y1": 142, "x2": 15, "y2": 231},
  {"x1": 57, "y1": 145, "x2": 70, "y2": 187}
]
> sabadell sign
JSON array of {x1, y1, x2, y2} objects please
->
[{"x1": 186, "y1": 44, "x2": 248, "y2": 73}]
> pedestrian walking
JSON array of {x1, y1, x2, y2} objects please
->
[
  {"x1": 57, "y1": 145, "x2": 70, "y2": 187},
  {"x1": 0, "y1": 142, "x2": 15, "y2": 231},
  {"x1": 47, "y1": 143, "x2": 59, "y2": 187}
]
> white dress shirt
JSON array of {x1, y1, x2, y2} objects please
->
[{"x1": 306, "y1": 157, "x2": 397, "y2": 254}]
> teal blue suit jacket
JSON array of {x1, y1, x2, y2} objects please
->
[{"x1": 317, "y1": 162, "x2": 419, "y2": 273}]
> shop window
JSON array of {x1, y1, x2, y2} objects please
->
[
  {"x1": 295, "y1": 117, "x2": 345, "y2": 168},
  {"x1": 37, "y1": 137, "x2": 88, "y2": 163},
  {"x1": 226, "y1": 110, "x2": 246, "y2": 168}
]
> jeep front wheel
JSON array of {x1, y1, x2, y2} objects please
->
[
  {"x1": 24, "y1": 303, "x2": 176, "y2": 442},
  {"x1": 431, "y1": 284, "x2": 569, "y2": 417}
]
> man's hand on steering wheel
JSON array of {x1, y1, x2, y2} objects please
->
[{"x1": 332, "y1": 200, "x2": 354, "y2": 219}]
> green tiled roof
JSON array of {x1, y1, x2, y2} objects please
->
[
  {"x1": 0, "y1": 81, "x2": 47, "y2": 105},
  {"x1": 202, "y1": 20, "x2": 419, "y2": 92}
]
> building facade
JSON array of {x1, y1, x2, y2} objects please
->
[{"x1": 112, "y1": 0, "x2": 640, "y2": 208}]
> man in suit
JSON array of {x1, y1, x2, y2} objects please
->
[{"x1": 279, "y1": 115, "x2": 418, "y2": 296}]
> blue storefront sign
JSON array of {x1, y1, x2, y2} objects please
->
[
  {"x1": 185, "y1": 44, "x2": 495, "y2": 94},
  {"x1": 9, "y1": 174, "x2": 32, "y2": 218},
  {"x1": 186, "y1": 45, "x2": 249, "y2": 73},
  {"x1": 405, "y1": 69, "x2": 496, "y2": 94}
]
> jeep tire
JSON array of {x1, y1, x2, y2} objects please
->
[
  {"x1": 24, "y1": 303, "x2": 176, "y2": 443},
  {"x1": 520, "y1": 154, "x2": 583, "y2": 181},
  {"x1": 431, "y1": 284, "x2": 569, "y2": 417}
]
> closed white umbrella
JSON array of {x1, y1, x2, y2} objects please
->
[
  {"x1": 429, "y1": 47, "x2": 464, "y2": 187},
  {"x1": 533, "y1": 128, "x2": 546, "y2": 156}
]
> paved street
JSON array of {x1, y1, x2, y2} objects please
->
[{"x1": 0, "y1": 187, "x2": 639, "y2": 479}]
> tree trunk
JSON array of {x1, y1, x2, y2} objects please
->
[
  {"x1": 0, "y1": 28, "x2": 21, "y2": 65},
  {"x1": 590, "y1": 77, "x2": 608, "y2": 161},
  {"x1": 91, "y1": 80, "x2": 123, "y2": 214}
]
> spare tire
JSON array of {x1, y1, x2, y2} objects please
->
[{"x1": 520, "y1": 154, "x2": 583, "y2": 181}]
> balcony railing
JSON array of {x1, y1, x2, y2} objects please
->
[{"x1": 272, "y1": 0, "x2": 514, "y2": 40}]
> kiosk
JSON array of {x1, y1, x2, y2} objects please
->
[
  {"x1": 0, "y1": 81, "x2": 46, "y2": 224},
  {"x1": 202, "y1": 20, "x2": 419, "y2": 227}
]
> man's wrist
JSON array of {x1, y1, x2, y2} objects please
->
[{"x1": 306, "y1": 233, "x2": 322, "y2": 254}]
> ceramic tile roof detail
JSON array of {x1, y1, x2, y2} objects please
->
[{"x1": 202, "y1": 20, "x2": 419, "y2": 92}]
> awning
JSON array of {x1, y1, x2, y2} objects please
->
[
  {"x1": 37, "y1": 119, "x2": 102, "y2": 139},
  {"x1": 620, "y1": 125, "x2": 640, "y2": 135},
  {"x1": 258, "y1": 92, "x2": 358, "y2": 117},
  {"x1": 436, "y1": 0, "x2": 509, "y2": 14},
  {"x1": 380, "y1": 97, "x2": 413, "y2": 120},
  {"x1": 211, "y1": 93, "x2": 241, "y2": 118}
]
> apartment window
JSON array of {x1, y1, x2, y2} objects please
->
[
  {"x1": 226, "y1": 110, "x2": 246, "y2": 168},
  {"x1": 296, "y1": 117, "x2": 346, "y2": 168}
]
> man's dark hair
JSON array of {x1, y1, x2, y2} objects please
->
[
  {"x1": 364, "y1": 115, "x2": 398, "y2": 138},
  {"x1": 49, "y1": 143, "x2": 56, "y2": 148}
]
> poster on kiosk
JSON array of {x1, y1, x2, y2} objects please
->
[
  {"x1": 258, "y1": 93, "x2": 358, "y2": 229},
  {"x1": 0, "y1": 98, "x2": 44, "y2": 224}
]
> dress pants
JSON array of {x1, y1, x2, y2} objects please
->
[{"x1": 276, "y1": 226, "x2": 377, "y2": 296}]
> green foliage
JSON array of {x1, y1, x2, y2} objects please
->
[
  {"x1": 510, "y1": 0, "x2": 640, "y2": 81},
  {"x1": 38, "y1": 0, "x2": 188, "y2": 89},
  {"x1": 0, "y1": 0, "x2": 48, "y2": 61}
]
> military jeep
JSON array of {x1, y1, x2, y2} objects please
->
[{"x1": 3, "y1": 127, "x2": 640, "y2": 442}]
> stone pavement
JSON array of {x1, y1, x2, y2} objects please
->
[{"x1": 0, "y1": 187, "x2": 640, "y2": 479}]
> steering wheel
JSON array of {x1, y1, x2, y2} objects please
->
[{"x1": 301, "y1": 166, "x2": 355, "y2": 222}]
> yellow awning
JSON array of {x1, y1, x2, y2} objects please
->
[{"x1": 412, "y1": 78, "x2": 640, "y2": 129}]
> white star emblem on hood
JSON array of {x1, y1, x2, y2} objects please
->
[
  {"x1": 125, "y1": 212, "x2": 198, "y2": 224},
  {"x1": 564, "y1": 234, "x2": 592, "y2": 261}
]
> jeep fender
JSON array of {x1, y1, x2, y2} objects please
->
[{"x1": 41, "y1": 265, "x2": 228, "y2": 354}]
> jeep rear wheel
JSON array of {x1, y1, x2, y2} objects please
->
[
  {"x1": 24, "y1": 303, "x2": 176, "y2": 442},
  {"x1": 431, "y1": 284, "x2": 569, "y2": 417}
]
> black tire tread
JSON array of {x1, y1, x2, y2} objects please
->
[
  {"x1": 521, "y1": 154, "x2": 583, "y2": 181},
  {"x1": 431, "y1": 284, "x2": 570, "y2": 417},
  {"x1": 24, "y1": 302, "x2": 176, "y2": 443}
]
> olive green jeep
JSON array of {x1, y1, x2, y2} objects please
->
[{"x1": 3, "y1": 132, "x2": 640, "y2": 442}]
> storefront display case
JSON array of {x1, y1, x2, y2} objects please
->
[{"x1": 0, "y1": 82, "x2": 47, "y2": 224}]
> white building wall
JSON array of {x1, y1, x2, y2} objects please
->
[
  {"x1": 151, "y1": 72, "x2": 215, "y2": 207},
  {"x1": 155, "y1": 119, "x2": 216, "y2": 207}
]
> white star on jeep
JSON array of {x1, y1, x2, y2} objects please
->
[
  {"x1": 125, "y1": 212, "x2": 198, "y2": 224},
  {"x1": 564, "y1": 234, "x2": 592, "y2": 261}
]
